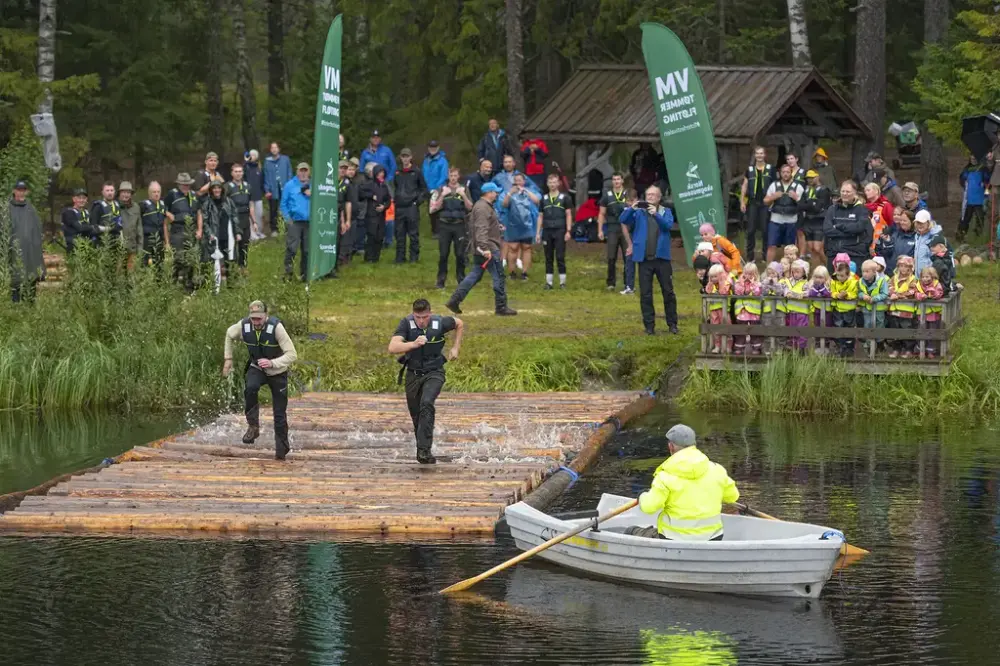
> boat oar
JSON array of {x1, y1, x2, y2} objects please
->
[
  {"x1": 731, "y1": 502, "x2": 869, "y2": 556},
  {"x1": 440, "y1": 499, "x2": 639, "y2": 594}
]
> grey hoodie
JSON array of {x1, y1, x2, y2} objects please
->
[{"x1": 7, "y1": 197, "x2": 45, "y2": 286}]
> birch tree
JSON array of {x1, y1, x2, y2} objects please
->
[
  {"x1": 920, "y1": 0, "x2": 948, "y2": 206},
  {"x1": 37, "y1": 0, "x2": 56, "y2": 114},
  {"x1": 786, "y1": 0, "x2": 811, "y2": 67},
  {"x1": 506, "y1": 0, "x2": 526, "y2": 143}
]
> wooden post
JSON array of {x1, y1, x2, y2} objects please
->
[{"x1": 918, "y1": 301, "x2": 926, "y2": 359}]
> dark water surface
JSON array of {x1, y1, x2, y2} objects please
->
[{"x1": 2, "y1": 406, "x2": 1000, "y2": 665}]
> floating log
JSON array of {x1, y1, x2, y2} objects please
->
[{"x1": 0, "y1": 391, "x2": 650, "y2": 537}]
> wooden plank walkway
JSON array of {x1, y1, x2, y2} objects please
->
[{"x1": 0, "y1": 392, "x2": 641, "y2": 536}]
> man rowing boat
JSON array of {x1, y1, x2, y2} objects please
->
[{"x1": 628, "y1": 424, "x2": 740, "y2": 541}]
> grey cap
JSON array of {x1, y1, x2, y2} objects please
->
[{"x1": 666, "y1": 424, "x2": 697, "y2": 447}]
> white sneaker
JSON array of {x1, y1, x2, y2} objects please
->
[{"x1": 620, "y1": 287, "x2": 634, "y2": 295}]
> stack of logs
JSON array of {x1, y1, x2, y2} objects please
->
[{"x1": 38, "y1": 252, "x2": 66, "y2": 289}]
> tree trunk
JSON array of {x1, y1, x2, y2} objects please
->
[
  {"x1": 267, "y1": 0, "x2": 286, "y2": 125},
  {"x1": 233, "y1": 0, "x2": 260, "y2": 151},
  {"x1": 37, "y1": 0, "x2": 56, "y2": 115},
  {"x1": 205, "y1": 0, "x2": 224, "y2": 152},
  {"x1": 786, "y1": 0, "x2": 811, "y2": 67},
  {"x1": 505, "y1": 0, "x2": 525, "y2": 143},
  {"x1": 921, "y1": 0, "x2": 949, "y2": 206},
  {"x1": 852, "y1": 0, "x2": 886, "y2": 172},
  {"x1": 718, "y1": 0, "x2": 725, "y2": 63}
]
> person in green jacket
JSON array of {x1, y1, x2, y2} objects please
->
[{"x1": 628, "y1": 424, "x2": 740, "y2": 541}]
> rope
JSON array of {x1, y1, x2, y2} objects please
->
[{"x1": 557, "y1": 465, "x2": 580, "y2": 488}]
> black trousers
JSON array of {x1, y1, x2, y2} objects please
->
[
  {"x1": 430, "y1": 210, "x2": 440, "y2": 236},
  {"x1": 638, "y1": 258, "x2": 678, "y2": 330},
  {"x1": 541, "y1": 227, "x2": 567, "y2": 274},
  {"x1": 170, "y1": 228, "x2": 195, "y2": 291},
  {"x1": 605, "y1": 224, "x2": 629, "y2": 286},
  {"x1": 337, "y1": 218, "x2": 353, "y2": 265},
  {"x1": 245, "y1": 366, "x2": 289, "y2": 456},
  {"x1": 746, "y1": 201, "x2": 769, "y2": 260},
  {"x1": 11, "y1": 280, "x2": 37, "y2": 304},
  {"x1": 405, "y1": 368, "x2": 445, "y2": 454},
  {"x1": 267, "y1": 197, "x2": 280, "y2": 233},
  {"x1": 959, "y1": 203, "x2": 984, "y2": 235},
  {"x1": 142, "y1": 232, "x2": 164, "y2": 268},
  {"x1": 394, "y1": 204, "x2": 420, "y2": 262},
  {"x1": 236, "y1": 214, "x2": 251, "y2": 268},
  {"x1": 437, "y1": 221, "x2": 467, "y2": 285},
  {"x1": 365, "y1": 215, "x2": 386, "y2": 262},
  {"x1": 284, "y1": 221, "x2": 309, "y2": 279}
]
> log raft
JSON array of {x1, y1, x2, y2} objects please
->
[{"x1": 0, "y1": 391, "x2": 649, "y2": 536}]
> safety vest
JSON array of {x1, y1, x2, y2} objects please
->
[
  {"x1": 440, "y1": 188, "x2": 468, "y2": 221},
  {"x1": 139, "y1": 199, "x2": 166, "y2": 235},
  {"x1": 783, "y1": 278, "x2": 810, "y2": 314},
  {"x1": 745, "y1": 164, "x2": 773, "y2": 199},
  {"x1": 400, "y1": 314, "x2": 449, "y2": 372},
  {"x1": 337, "y1": 178, "x2": 349, "y2": 212},
  {"x1": 889, "y1": 274, "x2": 923, "y2": 315},
  {"x1": 167, "y1": 189, "x2": 197, "y2": 230},
  {"x1": 603, "y1": 189, "x2": 629, "y2": 223},
  {"x1": 858, "y1": 275, "x2": 888, "y2": 311},
  {"x1": 96, "y1": 199, "x2": 122, "y2": 230},
  {"x1": 241, "y1": 316, "x2": 284, "y2": 362},
  {"x1": 227, "y1": 180, "x2": 251, "y2": 214},
  {"x1": 829, "y1": 275, "x2": 859, "y2": 313},
  {"x1": 733, "y1": 283, "x2": 761, "y2": 316},
  {"x1": 769, "y1": 182, "x2": 798, "y2": 216},
  {"x1": 705, "y1": 281, "x2": 728, "y2": 312}
]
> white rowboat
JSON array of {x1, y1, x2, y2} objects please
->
[{"x1": 503, "y1": 493, "x2": 847, "y2": 598}]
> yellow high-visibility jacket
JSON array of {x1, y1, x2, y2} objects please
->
[{"x1": 638, "y1": 446, "x2": 740, "y2": 540}]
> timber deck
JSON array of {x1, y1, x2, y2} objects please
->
[{"x1": 0, "y1": 391, "x2": 641, "y2": 536}]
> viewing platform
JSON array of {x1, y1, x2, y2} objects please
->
[
  {"x1": 0, "y1": 392, "x2": 643, "y2": 537},
  {"x1": 694, "y1": 291, "x2": 964, "y2": 376}
]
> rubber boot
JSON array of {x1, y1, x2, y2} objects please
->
[
  {"x1": 275, "y1": 437, "x2": 290, "y2": 461},
  {"x1": 243, "y1": 425, "x2": 260, "y2": 444},
  {"x1": 416, "y1": 448, "x2": 437, "y2": 465}
]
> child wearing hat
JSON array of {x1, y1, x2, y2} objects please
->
[{"x1": 698, "y1": 223, "x2": 742, "y2": 274}]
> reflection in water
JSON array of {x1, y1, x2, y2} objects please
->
[
  {"x1": 0, "y1": 411, "x2": 187, "y2": 495},
  {"x1": 1, "y1": 407, "x2": 1000, "y2": 664}
]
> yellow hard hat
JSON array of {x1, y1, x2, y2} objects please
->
[{"x1": 813, "y1": 147, "x2": 828, "y2": 159}]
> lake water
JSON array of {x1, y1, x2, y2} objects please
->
[{"x1": 2, "y1": 406, "x2": 999, "y2": 665}]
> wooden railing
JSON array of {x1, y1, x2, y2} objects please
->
[{"x1": 697, "y1": 291, "x2": 963, "y2": 372}]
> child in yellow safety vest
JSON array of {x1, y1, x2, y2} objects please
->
[
  {"x1": 760, "y1": 262, "x2": 785, "y2": 353},
  {"x1": 919, "y1": 266, "x2": 945, "y2": 358},
  {"x1": 830, "y1": 253, "x2": 860, "y2": 357},
  {"x1": 888, "y1": 255, "x2": 924, "y2": 358},
  {"x1": 705, "y1": 264, "x2": 732, "y2": 354},
  {"x1": 732, "y1": 263, "x2": 762, "y2": 355},
  {"x1": 858, "y1": 259, "x2": 890, "y2": 355},
  {"x1": 783, "y1": 259, "x2": 811, "y2": 351}
]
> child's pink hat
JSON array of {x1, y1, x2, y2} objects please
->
[
  {"x1": 698, "y1": 223, "x2": 716, "y2": 236},
  {"x1": 767, "y1": 261, "x2": 784, "y2": 276},
  {"x1": 833, "y1": 252, "x2": 851, "y2": 266}
]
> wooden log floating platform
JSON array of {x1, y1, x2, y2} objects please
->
[{"x1": 0, "y1": 391, "x2": 648, "y2": 537}]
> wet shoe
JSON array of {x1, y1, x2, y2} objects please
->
[
  {"x1": 242, "y1": 425, "x2": 260, "y2": 444},
  {"x1": 445, "y1": 299, "x2": 462, "y2": 314},
  {"x1": 275, "y1": 440, "x2": 291, "y2": 461},
  {"x1": 416, "y1": 450, "x2": 437, "y2": 464},
  {"x1": 496, "y1": 306, "x2": 518, "y2": 316}
]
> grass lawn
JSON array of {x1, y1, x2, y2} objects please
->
[{"x1": 250, "y1": 220, "x2": 701, "y2": 393}]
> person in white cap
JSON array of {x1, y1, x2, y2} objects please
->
[{"x1": 627, "y1": 424, "x2": 740, "y2": 541}]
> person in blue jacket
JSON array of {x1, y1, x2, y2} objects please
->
[
  {"x1": 620, "y1": 185, "x2": 679, "y2": 335},
  {"x1": 958, "y1": 153, "x2": 993, "y2": 240},
  {"x1": 263, "y1": 141, "x2": 293, "y2": 233},
  {"x1": 423, "y1": 140, "x2": 449, "y2": 237},
  {"x1": 359, "y1": 130, "x2": 397, "y2": 182},
  {"x1": 280, "y1": 162, "x2": 311, "y2": 281}
]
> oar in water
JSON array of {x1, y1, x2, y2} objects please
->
[
  {"x1": 440, "y1": 499, "x2": 639, "y2": 594},
  {"x1": 731, "y1": 502, "x2": 869, "y2": 556}
]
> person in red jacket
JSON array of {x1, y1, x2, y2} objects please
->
[
  {"x1": 521, "y1": 138, "x2": 549, "y2": 191},
  {"x1": 863, "y1": 182, "x2": 894, "y2": 255}
]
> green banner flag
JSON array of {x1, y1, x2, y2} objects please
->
[
  {"x1": 641, "y1": 23, "x2": 726, "y2": 266},
  {"x1": 308, "y1": 15, "x2": 343, "y2": 282}
]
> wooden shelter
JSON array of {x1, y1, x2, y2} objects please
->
[{"x1": 522, "y1": 64, "x2": 872, "y2": 206}]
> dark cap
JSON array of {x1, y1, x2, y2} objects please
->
[
  {"x1": 428, "y1": 140, "x2": 439, "y2": 147},
  {"x1": 13, "y1": 180, "x2": 28, "y2": 190},
  {"x1": 928, "y1": 234, "x2": 947, "y2": 248},
  {"x1": 399, "y1": 148, "x2": 413, "y2": 158},
  {"x1": 72, "y1": 187, "x2": 87, "y2": 197},
  {"x1": 371, "y1": 129, "x2": 380, "y2": 137},
  {"x1": 693, "y1": 255, "x2": 711, "y2": 270}
]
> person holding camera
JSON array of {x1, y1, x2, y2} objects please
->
[{"x1": 619, "y1": 185, "x2": 678, "y2": 335}]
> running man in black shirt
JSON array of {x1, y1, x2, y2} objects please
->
[
  {"x1": 387, "y1": 299, "x2": 464, "y2": 464},
  {"x1": 598, "y1": 172, "x2": 634, "y2": 293},
  {"x1": 536, "y1": 173, "x2": 573, "y2": 290}
]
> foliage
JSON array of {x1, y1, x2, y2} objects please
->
[
  {"x1": 0, "y1": 125, "x2": 49, "y2": 207},
  {"x1": 0, "y1": 239, "x2": 307, "y2": 411},
  {"x1": 679, "y1": 265, "x2": 1000, "y2": 416},
  {"x1": 912, "y1": 0, "x2": 1000, "y2": 147}
]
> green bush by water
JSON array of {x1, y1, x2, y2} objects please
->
[{"x1": 0, "y1": 240, "x2": 306, "y2": 411}]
